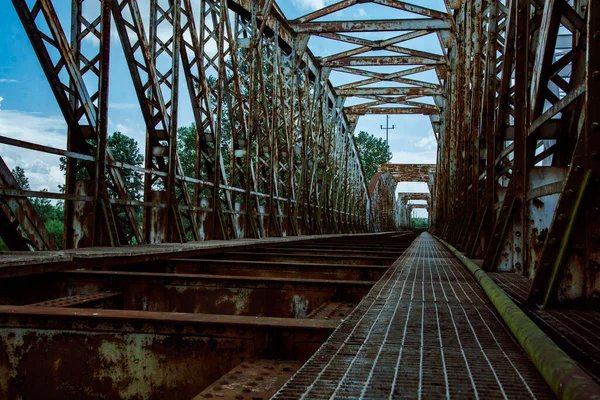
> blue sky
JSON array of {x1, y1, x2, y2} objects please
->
[{"x1": 0, "y1": 0, "x2": 444, "y2": 215}]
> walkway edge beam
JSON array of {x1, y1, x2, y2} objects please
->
[{"x1": 435, "y1": 236, "x2": 600, "y2": 400}]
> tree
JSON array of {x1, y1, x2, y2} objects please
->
[
  {"x1": 107, "y1": 132, "x2": 144, "y2": 200},
  {"x1": 354, "y1": 130, "x2": 393, "y2": 183},
  {"x1": 12, "y1": 166, "x2": 29, "y2": 190},
  {"x1": 59, "y1": 131, "x2": 143, "y2": 199},
  {"x1": 177, "y1": 124, "x2": 197, "y2": 178},
  {"x1": 9, "y1": 166, "x2": 65, "y2": 249},
  {"x1": 412, "y1": 217, "x2": 428, "y2": 231}
]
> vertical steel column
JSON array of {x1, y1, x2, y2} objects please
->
[{"x1": 512, "y1": 0, "x2": 529, "y2": 273}]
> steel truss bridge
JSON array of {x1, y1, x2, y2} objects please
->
[{"x1": 1, "y1": 0, "x2": 599, "y2": 398}]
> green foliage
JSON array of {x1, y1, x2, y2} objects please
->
[
  {"x1": 30, "y1": 194, "x2": 64, "y2": 249},
  {"x1": 107, "y1": 132, "x2": 144, "y2": 200},
  {"x1": 9, "y1": 167, "x2": 64, "y2": 249},
  {"x1": 12, "y1": 166, "x2": 29, "y2": 189},
  {"x1": 44, "y1": 219, "x2": 64, "y2": 249},
  {"x1": 177, "y1": 124, "x2": 197, "y2": 178},
  {"x1": 354, "y1": 131, "x2": 393, "y2": 183},
  {"x1": 31, "y1": 193, "x2": 61, "y2": 221},
  {"x1": 59, "y1": 131, "x2": 143, "y2": 199},
  {"x1": 412, "y1": 217, "x2": 429, "y2": 231}
]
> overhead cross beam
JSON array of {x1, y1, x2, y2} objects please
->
[{"x1": 288, "y1": 0, "x2": 452, "y2": 121}]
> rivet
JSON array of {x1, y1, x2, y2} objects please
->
[
  {"x1": 558, "y1": 214, "x2": 567, "y2": 222},
  {"x1": 565, "y1": 189, "x2": 575, "y2": 197},
  {"x1": 549, "y1": 237, "x2": 558, "y2": 246},
  {"x1": 594, "y1": 71, "x2": 600, "y2": 80},
  {"x1": 574, "y1": 165, "x2": 583, "y2": 173},
  {"x1": 592, "y1": 122, "x2": 600, "y2": 132}
]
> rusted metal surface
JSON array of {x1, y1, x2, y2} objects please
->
[
  {"x1": 367, "y1": 172, "x2": 400, "y2": 232},
  {"x1": 380, "y1": 163, "x2": 436, "y2": 184},
  {"x1": 0, "y1": 270, "x2": 373, "y2": 317},
  {"x1": 192, "y1": 359, "x2": 303, "y2": 400},
  {"x1": 0, "y1": 232, "x2": 386, "y2": 279},
  {"x1": 0, "y1": 306, "x2": 337, "y2": 400},
  {"x1": 0, "y1": 232, "x2": 415, "y2": 399},
  {"x1": 306, "y1": 302, "x2": 356, "y2": 321},
  {"x1": 3, "y1": 0, "x2": 594, "y2": 311},
  {"x1": 28, "y1": 292, "x2": 122, "y2": 308},
  {"x1": 2, "y1": 0, "x2": 600, "y2": 396},
  {"x1": 215, "y1": 251, "x2": 396, "y2": 266},
  {"x1": 434, "y1": 0, "x2": 599, "y2": 308},
  {"x1": 137, "y1": 259, "x2": 389, "y2": 281}
]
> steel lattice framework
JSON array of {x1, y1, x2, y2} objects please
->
[
  {"x1": 434, "y1": 0, "x2": 599, "y2": 308},
  {"x1": 1, "y1": 0, "x2": 598, "y2": 308}
]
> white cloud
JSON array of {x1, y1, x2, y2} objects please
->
[
  {"x1": 391, "y1": 150, "x2": 436, "y2": 164},
  {"x1": 414, "y1": 135, "x2": 437, "y2": 150},
  {"x1": 292, "y1": 0, "x2": 329, "y2": 11},
  {"x1": 115, "y1": 123, "x2": 134, "y2": 137},
  {"x1": 0, "y1": 110, "x2": 66, "y2": 148},
  {"x1": 354, "y1": 8, "x2": 367, "y2": 18},
  {"x1": 396, "y1": 182, "x2": 430, "y2": 193},
  {"x1": 111, "y1": 103, "x2": 139, "y2": 111},
  {"x1": 0, "y1": 79, "x2": 18, "y2": 83},
  {"x1": 0, "y1": 110, "x2": 67, "y2": 192}
]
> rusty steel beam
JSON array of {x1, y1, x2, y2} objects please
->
[
  {"x1": 346, "y1": 107, "x2": 439, "y2": 115},
  {"x1": 399, "y1": 193, "x2": 431, "y2": 202},
  {"x1": 337, "y1": 87, "x2": 441, "y2": 96},
  {"x1": 213, "y1": 251, "x2": 396, "y2": 266},
  {"x1": 136, "y1": 258, "x2": 389, "y2": 281},
  {"x1": 0, "y1": 306, "x2": 336, "y2": 399},
  {"x1": 324, "y1": 56, "x2": 444, "y2": 67},
  {"x1": 291, "y1": 19, "x2": 452, "y2": 33},
  {"x1": 379, "y1": 164, "x2": 436, "y2": 184}
]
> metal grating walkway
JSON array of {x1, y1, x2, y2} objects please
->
[{"x1": 275, "y1": 233, "x2": 553, "y2": 399}]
